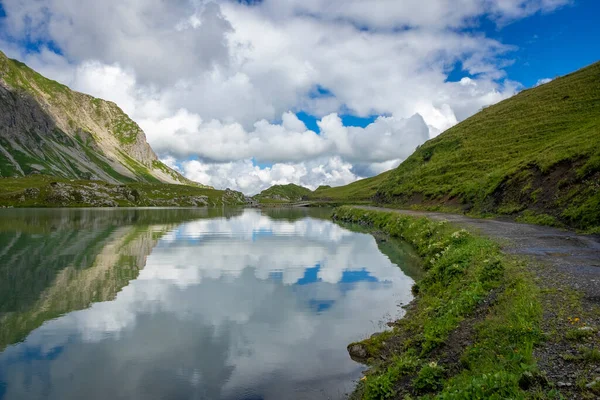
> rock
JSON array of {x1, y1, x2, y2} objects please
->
[
  {"x1": 348, "y1": 344, "x2": 368, "y2": 359},
  {"x1": 0, "y1": 53, "x2": 193, "y2": 187},
  {"x1": 24, "y1": 187, "x2": 40, "y2": 198},
  {"x1": 557, "y1": 381, "x2": 572, "y2": 388},
  {"x1": 222, "y1": 188, "x2": 246, "y2": 204}
]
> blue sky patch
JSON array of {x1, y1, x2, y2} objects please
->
[
  {"x1": 24, "y1": 40, "x2": 64, "y2": 56},
  {"x1": 251, "y1": 157, "x2": 273, "y2": 169},
  {"x1": 295, "y1": 112, "x2": 378, "y2": 134},
  {"x1": 341, "y1": 114, "x2": 378, "y2": 128},
  {"x1": 339, "y1": 269, "x2": 378, "y2": 284},
  {"x1": 295, "y1": 111, "x2": 321, "y2": 133},
  {"x1": 309, "y1": 85, "x2": 334, "y2": 99},
  {"x1": 308, "y1": 299, "x2": 335, "y2": 313},
  {"x1": 460, "y1": 0, "x2": 600, "y2": 87},
  {"x1": 296, "y1": 265, "x2": 321, "y2": 285},
  {"x1": 445, "y1": 61, "x2": 477, "y2": 83}
]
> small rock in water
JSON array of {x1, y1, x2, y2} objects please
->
[{"x1": 348, "y1": 344, "x2": 367, "y2": 359}]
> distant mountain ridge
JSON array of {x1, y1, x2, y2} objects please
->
[{"x1": 0, "y1": 50, "x2": 207, "y2": 187}]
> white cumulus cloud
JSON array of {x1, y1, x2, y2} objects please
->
[{"x1": 0, "y1": 0, "x2": 568, "y2": 193}]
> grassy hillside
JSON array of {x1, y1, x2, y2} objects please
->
[
  {"x1": 309, "y1": 61, "x2": 599, "y2": 231},
  {"x1": 307, "y1": 171, "x2": 392, "y2": 202},
  {"x1": 253, "y1": 172, "x2": 392, "y2": 205},
  {"x1": 253, "y1": 183, "x2": 312, "y2": 203},
  {"x1": 376, "y1": 61, "x2": 600, "y2": 230}
]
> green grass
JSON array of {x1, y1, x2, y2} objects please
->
[
  {"x1": 516, "y1": 211, "x2": 562, "y2": 228},
  {"x1": 111, "y1": 113, "x2": 141, "y2": 145},
  {"x1": 118, "y1": 151, "x2": 162, "y2": 184},
  {"x1": 254, "y1": 172, "x2": 391, "y2": 205},
  {"x1": 307, "y1": 171, "x2": 392, "y2": 202},
  {"x1": 0, "y1": 52, "x2": 70, "y2": 97},
  {"x1": 374, "y1": 61, "x2": 600, "y2": 231},
  {"x1": 152, "y1": 160, "x2": 174, "y2": 175},
  {"x1": 254, "y1": 183, "x2": 312, "y2": 203},
  {"x1": 335, "y1": 206, "x2": 545, "y2": 399}
]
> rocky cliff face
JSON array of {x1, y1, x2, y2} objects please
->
[{"x1": 0, "y1": 51, "x2": 204, "y2": 186}]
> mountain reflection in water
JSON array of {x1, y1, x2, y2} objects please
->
[{"x1": 0, "y1": 208, "x2": 419, "y2": 400}]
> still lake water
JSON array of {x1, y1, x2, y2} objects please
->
[{"x1": 0, "y1": 208, "x2": 420, "y2": 400}]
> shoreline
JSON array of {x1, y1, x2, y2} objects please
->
[{"x1": 333, "y1": 206, "x2": 599, "y2": 399}]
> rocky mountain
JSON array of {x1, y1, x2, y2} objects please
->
[{"x1": 0, "y1": 50, "x2": 204, "y2": 187}]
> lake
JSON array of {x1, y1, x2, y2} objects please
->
[{"x1": 0, "y1": 208, "x2": 420, "y2": 400}]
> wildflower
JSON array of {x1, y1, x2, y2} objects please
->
[{"x1": 428, "y1": 361, "x2": 438, "y2": 368}]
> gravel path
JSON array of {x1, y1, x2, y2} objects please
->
[{"x1": 359, "y1": 206, "x2": 600, "y2": 300}]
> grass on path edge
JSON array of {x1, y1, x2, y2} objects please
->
[{"x1": 332, "y1": 206, "x2": 560, "y2": 399}]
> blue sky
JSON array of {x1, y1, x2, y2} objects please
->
[
  {"x1": 0, "y1": 0, "x2": 597, "y2": 193},
  {"x1": 484, "y1": 0, "x2": 600, "y2": 87}
]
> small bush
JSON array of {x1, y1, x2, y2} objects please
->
[{"x1": 413, "y1": 362, "x2": 445, "y2": 393}]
